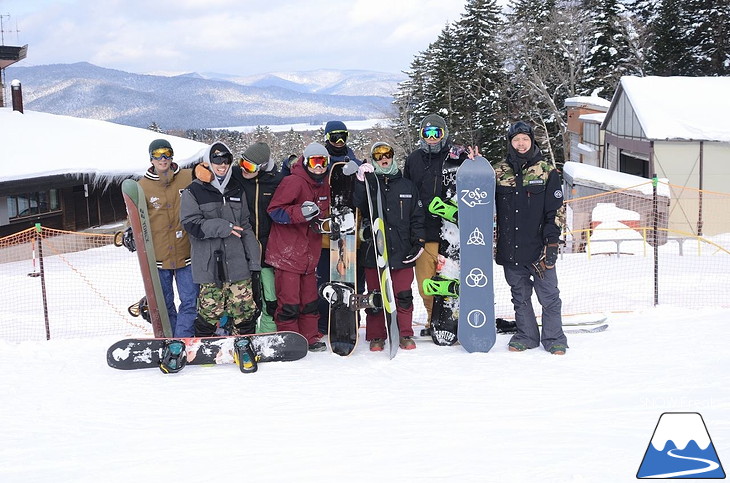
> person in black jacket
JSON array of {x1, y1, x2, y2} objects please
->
[
  {"x1": 354, "y1": 142, "x2": 426, "y2": 351},
  {"x1": 493, "y1": 121, "x2": 568, "y2": 355},
  {"x1": 403, "y1": 114, "x2": 452, "y2": 328},
  {"x1": 235, "y1": 142, "x2": 284, "y2": 333}
]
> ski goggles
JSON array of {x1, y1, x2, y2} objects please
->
[
  {"x1": 151, "y1": 147, "x2": 173, "y2": 160},
  {"x1": 210, "y1": 152, "x2": 233, "y2": 165},
  {"x1": 326, "y1": 130, "x2": 348, "y2": 145},
  {"x1": 421, "y1": 126, "x2": 444, "y2": 140},
  {"x1": 239, "y1": 157, "x2": 262, "y2": 174},
  {"x1": 305, "y1": 155, "x2": 329, "y2": 170},
  {"x1": 372, "y1": 145, "x2": 395, "y2": 161}
]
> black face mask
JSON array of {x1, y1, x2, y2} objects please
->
[{"x1": 326, "y1": 142, "x2": 348, "y2": 157}]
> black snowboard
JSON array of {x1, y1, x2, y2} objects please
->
[{"x1": 107, "y1": 331, "x2": 308, "y2": 370}]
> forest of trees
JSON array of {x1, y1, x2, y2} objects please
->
[{"x1": 166, "y1": 0, "x2": 728, "y2": 168}]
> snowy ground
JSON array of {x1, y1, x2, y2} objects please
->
[{"x1": 1, "y1": 305, "x2": 728, "y2": 482}]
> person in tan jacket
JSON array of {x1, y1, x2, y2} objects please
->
[{"x1": 138, "y1": 139, "x2": 199, "y2": 337}]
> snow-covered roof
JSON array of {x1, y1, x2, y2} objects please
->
[
  {"x1": 615, "y1": 76, "x2": 730, "y2": 143},
  {"x1": 564, "y1": 95, "x2": 611, "y2": 111},
  {"x1": 0, "y1": 108, "x2": 207, "y2": 184},
  {"x1": 579, "y1": 113, "x2": 606, "y2": 124},
  {"x1": 563, "y1": 161, "x2": 671, "y2": 198}
]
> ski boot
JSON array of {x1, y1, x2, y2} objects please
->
[
  {"x1": 159, "y1": 339, "x2": 187, "y2": 374},
  {"x1": 233, "y1": 337, "x2": 258, "y2": 374},
  {"x1": 428, "y1": 196, "x2": 458, "y2": 224},
  {"x1": 423, "y1": 276, "x2": 460, "y2": 297}
]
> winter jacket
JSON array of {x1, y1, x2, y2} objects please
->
[
  {"x1": 137, "y1": 164, "x2": 193, "y2": 270},
  {"x1": 180, "y1": 161, "x2": 261, "y2": 285},
  {"x1": 231, "y1": 165, "x2": 284, "y2": 269},
  {"x1": 353, "y1": 170, "x2": 425, "y2": 270},
  {"x1": 265, "y1": 160, "x2": 330, "y2": 274},
  {"x1": 403, "y1": 141, "x2": 453, "y2": 242},
  {"x1": 492, "y1": 145, "x2": 565, "y2": 266}
]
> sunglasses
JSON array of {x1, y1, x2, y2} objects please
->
[
  {"x1": 151, "y1": 147, "x2": 173, "y2": 160},
  {"x1": 306, "y1": 155, "x2": 329, "y2": 170},
  {"x1": 239, "y1": 157, "x2": 261, "y2": 174},
  {"x1": 211, "y1": 153, "x2": 233, "y2": 165},
  {"x1": 372, "y1": 146, "x2": 394, "y2": 161},
  {"x1": 421, "y1": 126, "x2": 444, "y2": 140},
  {"x1": 326, "y1": 130, "x2": 348, "y2": 144}
]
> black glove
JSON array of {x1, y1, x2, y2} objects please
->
[
  {"x1": 122, "y1": 227, "x2": 136, "y2": 252},
  {"x1": 531, "y1": 243, "x2": 559, "y2": 279},
  {"x1": 544, "y1": 243, "x2": 559, "y2": 269},
  {"x1": 300, "y1": 201, "x2": 320, "y2": 221},
  {"x1": 251, "y1": 271, "x2": 262, "y2": 310},
  {"x1": 402, "y1": 243, "x2": 425, "y2": 264}
]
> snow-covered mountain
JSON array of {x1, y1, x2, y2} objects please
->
[{"x1": 5, "y1": 63, "x2": 403, "y2": 130}]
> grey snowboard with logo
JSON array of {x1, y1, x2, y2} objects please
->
[{"x1": 456, "y1": 156, "x2": 496, "y2": 352}]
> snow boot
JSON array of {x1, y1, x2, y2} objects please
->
[{"x1": 399, "y1": 336, "x2": 416, "y2": 350}]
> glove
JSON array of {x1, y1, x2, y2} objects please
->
[
  {"x1": 250, "y1": 271, "x2": 262, "y2": 310},
  {"x1": 531, "y1": 243, "x2": 559, "y2": 279},
  {"x1": 544, "y1": 243, "x2": 559, "y2": 269},
  {"x1": 402, "y1": 243, "x2": 424, "y2": 264},
  {"x1": 300, "y1": 201, "x2": 320, "y2": 221},
  {"x1": 121, "y1": 227, "x2": 136, "y2": 252},
  {"x1": 194, "y1": 162, "x2": 213, "y2": 183},
  {"x1": 356, "y1": 163, "x2": 375, "y2": 182}
]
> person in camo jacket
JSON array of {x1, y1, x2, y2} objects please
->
[
  {"x1": 181, "y1": 141, "x2": 260, "y2": 337},
  {"x1": 492, "y1": 121, "x2": 568, "y2": 355}
]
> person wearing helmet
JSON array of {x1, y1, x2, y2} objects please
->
[
  {"x1": 493, "y1": 121, "x2": 568, "y2": 355},
  {"x1": 403, "y1": 114, "x2": 454, "y2": 330},
  {"x1": 266, "y1": 143, "x2": 331, "y2": 352},
  {"x1": 137, "y1": 138, "x2": 198, "y2": 337},
  {"x1": 181, "y1": 141, "x2": 261, "y2": 337},
  {"x1": 353, "y1": 142, "x2": 425, "y2": 351}
]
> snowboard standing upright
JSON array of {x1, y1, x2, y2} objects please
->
[
  {"x1": 325, "y1": 161, "x2": 359, "y2": 356},
  {"x1": 363, "y1": 170, "x2": 399, "y2": 359},
  {"x1": 456, "y1": 155, "x2": 496, "y2": 352},
  {"x1": 423, "y1": 156, "x2": 462, "y2": 346},
  {"x1": 121, "y1": 179, "x2": 172, "y2": 338}
]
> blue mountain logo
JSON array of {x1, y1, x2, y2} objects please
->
[{"x1": 637, "y1": 412, "x2": 725, "y2": 479}]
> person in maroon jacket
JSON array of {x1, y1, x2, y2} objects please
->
[{"x1": 266, "y1": 143, "x2": 331, "y2": 351}]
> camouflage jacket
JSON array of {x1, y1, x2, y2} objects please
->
[{"x1": 492, "y1": 147, "x2": 565, "y2": 266}]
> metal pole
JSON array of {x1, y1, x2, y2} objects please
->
[
  {"x1": 35, "y1": 223, "x2": 51, "y2": 339},
  {"x1": 652, "y1": 176, "x2": 659, "y2": 306}
]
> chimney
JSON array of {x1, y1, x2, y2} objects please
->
[{"x1": 11, "y1": 79, "x2": 23, "y2": 113}]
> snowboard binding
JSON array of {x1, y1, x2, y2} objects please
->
[
  {"x1": 159, "y1": 339, "x2": 187, "y2": 374},
  {"x1": 128, "y1": 296, "x2": 151, "y2": 323},
  {"x1": 423, "y1": 276, "x2": 460, "y2": 297},
  {"x1": 428, "y1": 196, "x2": 458, "y2": 224},
  {"x1": 319, "y1": 282, "x2": 381, "y2": 311},
  {"x1": 233, "y1": 337, "x2": 258, "y2": 374}
]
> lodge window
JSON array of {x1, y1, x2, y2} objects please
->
[{"x1": 8, "y1": 189, "x2": 61, "y2": 219}]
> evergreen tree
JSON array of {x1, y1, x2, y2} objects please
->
[
  {"x1": 643, "y1": 0, "x2": 694, "y2": 75},
  {"x1": 580, "y1": 0, "x2": 639, "y2": 96},
  {"x1": 688, "y1": 0, "x2": 730, "y2": 75}
]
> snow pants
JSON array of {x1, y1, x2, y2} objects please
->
[
  {"x1": 256, "y1": 267, "x2": 278, "y2": 334},
  {"x1": 364, "y1": 267, "x2": 415, "y2": 340},
  {"x1": 503, "y1": 263, "x2": 567, "y2": 350},
  {"x1": 275, "y1": 269, "x2": 320, "y2": 344},
  {"x1": 413, "y1": 242, "x2": 439, "y2": 325}
]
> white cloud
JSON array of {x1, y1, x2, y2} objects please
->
[{"x1": 4, "y1": 0, "x2": 469, "y2": 75}]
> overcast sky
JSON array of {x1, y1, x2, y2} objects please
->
[{"x1": 1, "y1": 0, "x2": 471, "y2": 76}]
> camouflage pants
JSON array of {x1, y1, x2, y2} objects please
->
[{"x1": 198, "y1": 279, "x2": 257, "y2": 335}]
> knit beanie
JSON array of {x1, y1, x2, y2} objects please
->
[
  {"x1": 419, "y1": 114, "x2": 449, "y2": 154},
  {"x1": 324, "y1": 120, "x2": 348, "y2": 135},
  {"x1": 241, "y1": 142, "x2": 271, "y2": 168},
  {"x1": 303, "y1": 142, "x2": 329, "y2": 159},
  {"x1": 420, "y1": 114, "x2": 448, "y2": 138}
]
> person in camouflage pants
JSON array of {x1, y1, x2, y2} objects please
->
[
  {"x1": 493, "y1": 121, "x2": 568, "y2": 355},
  {"x1": 181, "y1": 141, "x2": 261, "y2": 337},
  {"x1": 197, "y1": 280, "x2": 257, "y2": 335}
]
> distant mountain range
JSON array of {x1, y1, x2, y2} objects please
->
[{"x1": 5, "y1": 62, "x2": 405, "y2": 130}]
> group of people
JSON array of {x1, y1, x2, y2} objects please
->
[{"x1": 135, "y1": 115, "x2": 568, "y2": 355}]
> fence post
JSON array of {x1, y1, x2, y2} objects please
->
[
  {"x1": 34, "y1": 223, "x2": 51, "y2": 340},
  {"x1": 652, "y1": 176, "x2": 659, "y2": 306}
]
